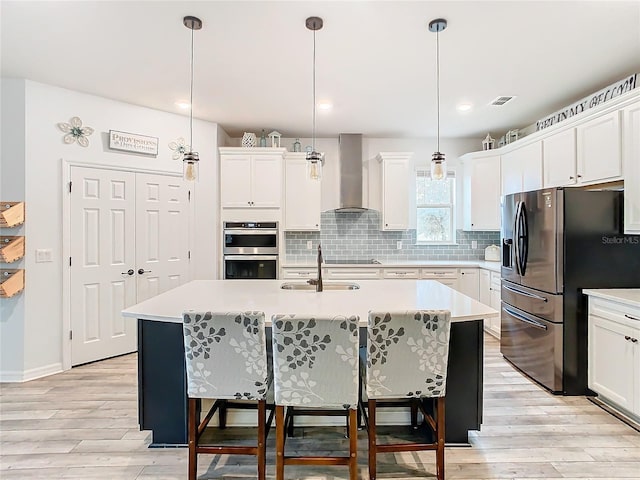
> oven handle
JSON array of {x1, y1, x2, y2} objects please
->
[
  {"x1": 224, "y1": 230, "x2": 278, "y2": 235},
  {"x1": 503, "y1": 284, "x2": 548, "y2": 302},
  {"x1": 503, "y1": 306, "x2": 548, "y2": 330},
  {"x1": 224, "y1": 255, "x2": 278, "y2": 261}
]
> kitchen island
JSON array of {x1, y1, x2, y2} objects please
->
[{"x1": 122, "y1": 279, "x2": 498, "y2": 446}]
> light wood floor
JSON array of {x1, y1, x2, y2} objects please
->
[{"x1": 1, "y1": 334, "x2": 639, "y2": 479}]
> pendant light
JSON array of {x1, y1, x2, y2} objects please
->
[
  {"x1": 306, "y1": 16, "x2": 323, "y2": 181},
  {"x1": 429, "y1": 18, "x2": 447, "y2": 181},
  {"x1": 183, "y1": 15, "x2": 202, "y2": 182}
]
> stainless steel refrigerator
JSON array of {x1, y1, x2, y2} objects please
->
[{"x1": 501, "y1": 187, "x2": 640, "y2": 394}]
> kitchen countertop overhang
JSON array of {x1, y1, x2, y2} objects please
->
[
  {"x1": 282, "y1": 259, "x2": 502, "y2": 272},
  {"x1": 583, "y1": 288, "x2": 640, "y2": 309}
]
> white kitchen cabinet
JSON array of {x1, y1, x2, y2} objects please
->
[
  {"x1": 543, "y1": 128, "x2": 577, "y2": 188},
  {"x1": 219, "y1": 148, "x2": 284, "y2": 208},
  {"x1": 587, "y1": 296, "x2": 640, "y2": 420},
  {"x1": 283, "y1": 153, "x2": 321, "y2": 231},
  {"x1": 501, "y1": 141, "x2": 543, "y2": 196},
  {"x1": 325, "y1": 268, "x2": 381, "y2": 280},
  {"x1": 577, "y1": 111, "x2": 622, "y2": 184},
  {"x1": 377, "y1": 152, "x2": 413, "y2": 230},
  {"x1": 420, "y1": 267, "x2": 459, "y2": 289},
  {"x1": 382, "y1": 268, "x2": 420, "y2": 279},
  {"x1": 458, "y1": 268, "x2": 479, "y2": 300},
  {"x1": 488, "y1": 272, "x2": 502, "y2": 339},
  {"x1": 623, "y1": 100, "x2": 640, "y2": 234},
  {"x1": 461, "y1": 153, "x2": 501, "y2": 231},
  {"x1": 281, "y1": 267, "x2": 317, "y2": 280},
  {"x1": 479, "y1": 269, "x2": 491, "y2": 305}
]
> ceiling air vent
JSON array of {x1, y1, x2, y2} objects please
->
[{"x1": 490, "y1": 96, "x2": 516, "y2": 106}]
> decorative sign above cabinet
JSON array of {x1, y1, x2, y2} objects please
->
[
  {"x1": 109, "y1": 130, "x2": 159, "y2": 156},
  {"x1": 536, "y1": 74, "x2": 638, "y2": 131}
]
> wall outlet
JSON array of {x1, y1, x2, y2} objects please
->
[
  {"x1": 396, "y1": 240, "x2": 402, "y2": 250},
  {"x1": 306, "y1": 240, "x2": 313, "y2": 250},
  {"x1": 471, "y1": 240, "x2": 478, "y2": 249},
  {"x1": 35, "y1": 248, "x2": 53, "y2": 263}
]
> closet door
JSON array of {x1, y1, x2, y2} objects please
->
[
  {"x1": 135, "y1": 174, "x2": 189, "y2": 303},
  {"x1": 70, "y1": 167, "x2": 137, "y2": 365}
]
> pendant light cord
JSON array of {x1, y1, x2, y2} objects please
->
[
  {"x1": 189, "y1": 24, "x2": 194, "y2": 150},
  {"x1": 312, "y1": 28, "x2": 317, "y2": 152},
  {"x1": 436, "y1": 27, "x2": 440, "y2": 153}
]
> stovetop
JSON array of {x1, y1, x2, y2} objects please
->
[{"x1": 324, "y1": 259, "x2": 381, "y2": 265}]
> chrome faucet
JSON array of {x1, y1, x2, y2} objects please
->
[{"x1": 307, "y1": 244, "x2": 323, "y2": 292}]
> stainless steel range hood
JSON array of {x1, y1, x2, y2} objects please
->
[{"x1": 335, "y1": 133, "x2": 366, "y2": 212}]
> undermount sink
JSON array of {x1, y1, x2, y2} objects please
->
[{"x1": 280, "y1": 282, "x2": 360, "y2": 291}]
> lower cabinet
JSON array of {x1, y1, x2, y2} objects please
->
[
  {"x1": 420, "y1": 267, "x2": 459, "y2": 289},
  {"x1": 458, "y1": 268, "x2": 479, "y2": 301},
  {"x1": 587, "y1": 296, "x2": 640, "y2": 420},
  {"x1": 281, "y1": 267, "x2": 316, "y2": 280},
  {"x1": 479, "y1": 269, "x2": 501, "y2": 339},
  {"x1": 382, "y1": 268, "x2": 419, "y2": 279},
  {"x1": 324, "y1": 268, "x2": 381, "y2": 280}
]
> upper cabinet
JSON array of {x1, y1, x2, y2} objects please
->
[
  {"x1": 623, "y1": 100, "x2": 640, "y2": 234},
  {"x1": 543, "y1": 128, "x2": 577, "y2": 188},
  {"x1": 501, "y1": 141, "x2": 543, "y2": 196},
  {"x1": 577, "y1": 111, "x2": 622, "y2": 183},
  {"x1": 462, "y1": 153, "x2": 501, "y2": 231},
  {"x1": 283, "y1": 153, "x2": 321, "y2": 231},
  {"x1": 219, "y1": 148, "x2": 285, "y2": 208},
  {"x1": 377, "y1": 152, "x2": 413, "y2": 230}
]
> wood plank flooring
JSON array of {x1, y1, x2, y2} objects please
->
[{"x1": 2, "y1": 334, "x2": 639, "y2": 479}]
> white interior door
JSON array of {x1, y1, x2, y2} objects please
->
[
  {"x1": 70, "y1": 167, "x2": 137, "y2": 365},
  {"x1": 135, "y1": 174, "x2": 189, "y2": 303}
]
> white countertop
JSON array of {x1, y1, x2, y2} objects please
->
[
  {"x1": 282, "y1": 260, "x2": 502, "y2": 273},
  {"x1": 122, "y1": 279, "x2": 499, "y2": 326},
  {"x1": 583, "y1": 289, "x2": 640, "y2": 309}
]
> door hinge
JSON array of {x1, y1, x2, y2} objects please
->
[
  {"x1": 68, "y1": 181, "x2": 72, "y2": 193},
  {"x1": 69, "y1": 256, "x2": 72, "y2": 267},
  {"x1": 69, "y1": 330, "x2": 73, "y2": 340},
  {"x1": 188, "y1": 250, "x2": 191, "y2": 259},
  {"x1": 188, "y1": 190, "x2": 191, "y2": 202}
]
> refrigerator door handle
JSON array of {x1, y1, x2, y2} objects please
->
[
  {"x1": 503, "y1": 284, "x2": 549, "y2": 302},
  {"x1": 504, "y1": 306, "x2": 548, "y2": 330},
  {"x1": 513, "y1": 201, "x2": 522, "y2": 275},
  {"x1": 519, "y1": 203, "x2": 529, "y2": 275}
]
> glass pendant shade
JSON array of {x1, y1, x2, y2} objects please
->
[
  {"x1": 306, "y1": 151, "x2": 323, "y2": 181},
  {"x1": 183, "y1": 152, "x2": 199, "y2": 182},
  {"x1": 430, "y1": 151, "x2": 446, "y2": 180}
]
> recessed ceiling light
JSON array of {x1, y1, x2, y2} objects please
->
[
  {"x1": 457, "y1": 103, "x2": 473, "y2": 112},
  {"x1": 318, "y1": 101, "x2": 332, "y2": 111},
  {"x1": 175, "y1": 101, "x2": 190, "y2": 109}
]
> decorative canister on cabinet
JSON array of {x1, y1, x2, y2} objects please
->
[{"x1": 242, "y1": 132, "x2": 257, "y2": 147}]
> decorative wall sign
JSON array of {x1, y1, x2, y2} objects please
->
[
  {"x1": 536, "y1": 74, "x2": 638, "y2": 131},
  {"x1": 109, "y1": 130, "x2": 159, "y2": 155},
  {"x1": 168, "y1": 137, "x2": 189, "y2": 160},
  {"x1": 57, "y1": 116, "x2": 94, "y2": 147}
]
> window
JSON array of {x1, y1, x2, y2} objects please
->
[{"x1": 416, "y1": 170, "x2": 456, "y2": 244}]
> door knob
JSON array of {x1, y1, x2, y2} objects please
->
[
  {"x1": 121, "y1": 269, "x2": 134, "y2": 276},
  {"x1": 138, "y1": 269, "x2": 152, "y2": 275}
]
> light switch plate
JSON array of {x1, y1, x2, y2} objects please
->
[
  {"x1": 35, "y1": 249, "x2": 53, "y2": 263},
  {"x1": 396, "y1": 240, "x2": 402, "y2": 250},
  {"x1": 471, "y1": 240, "x2": 478, "y2": 249},
  {"x1": 307, "y1": 241, "x2": 313, "y2": 250}
]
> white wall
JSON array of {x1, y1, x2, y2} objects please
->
[
  {"x1": 1, "y1": 79, "x2": 219, "y2": 381},
  {"x1": 0, "y1": 79, "x2": 27, "y2": 378}
]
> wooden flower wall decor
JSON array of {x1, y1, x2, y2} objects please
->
[{"x1": 57, "y1": 117, "x2": 94, "y2": 147}]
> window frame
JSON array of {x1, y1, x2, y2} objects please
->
[{"x1": 415, "y1": 170, "x2": 457, "y2": 245}]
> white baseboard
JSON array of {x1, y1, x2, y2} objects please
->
[{"x1": 0, "y1": 362, "x2": 63, "y2": 383}]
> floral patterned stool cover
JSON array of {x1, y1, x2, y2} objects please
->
[
  {"x1": 182, "y1": 311, "x2": 274, "y2": 480},
  {"x1": 363, "y1": 310, "x2": 452, "y2": 480},
  {"x1": 271, "y1": 313, "x2": 360, "y2": 480}
]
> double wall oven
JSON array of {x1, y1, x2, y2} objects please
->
[{"x1": 223, "y1": 222, "x2": 279, "y2": 279}]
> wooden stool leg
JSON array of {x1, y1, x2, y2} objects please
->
[
  {"x1": 349, "y1": 409, "x2": 358, "y2": 480},
  {"x1": 368, "y1": 399, "x2": 377, "y2": 480},
  {"x1": 257, "y1": 400, "x2": 266, "y2": 480},
  {"x1": 219, "y1": 399, "x2": 227, "y2": 429},
  {"x1": 436, "y1": 397, "x2": 446, "y2": 480},
  {"x1": 287, "y1": 406, "x2": 295, "y2": 437},
  {"x1": 188, "y1": 398, "x2": 197, "y2": 480},
  {"x1": 410, "y1": 398, "x2": 418, "y2": 429},
  {"x1": 276, "y1": 406, "x2": 285, "y2": 480}
]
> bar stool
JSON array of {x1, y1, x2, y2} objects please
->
[
  {"x1": 362, "y1": 310, "x2": 452, "y2": 480},
  {"x1": 271, "y1": 313, "x2": 360, "y2": 480},
  {"x1": 182, "y1": 311, "x2": 274, "y2": 480}
]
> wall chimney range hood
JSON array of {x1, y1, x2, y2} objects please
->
[{"x1": 335, "y1": 133, "x2": 366, "y2": 212}]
